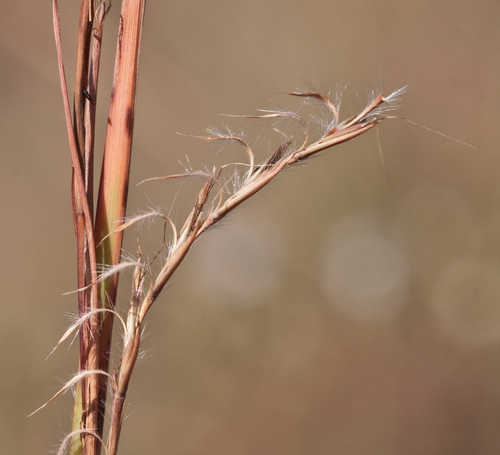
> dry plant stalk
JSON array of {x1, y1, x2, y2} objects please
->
[
  {"x1": 51, "y1": 0, "x2": 144, "y2": 454},
  {"x1": 45, "y1": 1, "x2": 404, "y2": 454},
  {"x1": 93, "y1": 1, "x2": 146, "y2": 451},
  {"x1": 106, "y1": 84, "x2": 404, "y2": 454},
  {"x1": 52, "y1": 3, "x2": 100, "y2": 452}
]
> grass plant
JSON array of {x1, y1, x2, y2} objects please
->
[{"x1": 42, "y1": 1, "x2": 403, "y2": 453}]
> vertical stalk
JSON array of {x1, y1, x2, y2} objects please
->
[
  {"x1": 94, "y1": 0, "x2": 146, "y2": 448},
  {"x1": 70, "y1": 3, "x2": 96, "y2": 455},
  {"x1": 51, "y1": 1, "x2": 100, "y2": 454}
]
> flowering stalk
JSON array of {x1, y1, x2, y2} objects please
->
[{"x1": 104, "y1": 87, "x2": 405, "y2": 454}]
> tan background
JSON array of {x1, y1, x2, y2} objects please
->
[{"x1": 2, "y1": 1, "x2": 500, "y2": 453}]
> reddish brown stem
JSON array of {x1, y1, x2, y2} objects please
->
[
  {"x1": 81, "y1": 4, "x2": 109, "y2": 453},
  {"x1": 71, "y1": 3, "x2": 99, "y2": 454},
  {"x1": 94, "y1": 0, "x2": 146, "y2": 441},
  {"x1": 52, "y1": 2, "x2": 100, "y2": 454}
]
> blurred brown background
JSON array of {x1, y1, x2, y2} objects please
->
[{"x1": 2, "y1": 1, "x2": 500, "y2": 454}]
